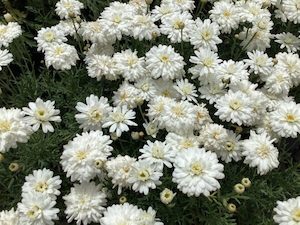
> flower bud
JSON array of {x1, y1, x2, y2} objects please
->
[
  {"x1": 227, "y1": 203, "x2": 237, "y2": 213},
  {"x1": 160, "y1": 188, "x2": 176, "y2": 205},
  {"x1": 119, "y1": 196, "x2": 127, "y2": 204},
  {"x1": 4, "y1": 13, "x2": 14, "y2": 22},
  {"x1": 9, "y1": 162, "x2": 20, "y2": 172},
  {"x1": 131, "y1": 131, "x2": 140, "y2": 140},
  {"x1": 241, "y1": 178, "x2": 251, "y2": 188},
  {"x1": 234, "y1": 183, "x2": 245, "y2": 194}
]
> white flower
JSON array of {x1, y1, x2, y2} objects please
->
[
  {"x1": 214, "y1": 90, "x2": 254, "y2": 126},
  {"x1": 139, "y1": 140, "x2": 175, "y2": 170},
  {"x1": 0, "y1": 208, "x2": 19, "y2": 225},
  {"x1": 22, "y1": 98, "x2": 61, "y2": 133},
  {"x1": 264, "y1": 69, "x2": 292, "y2": 96},
  {"x1": 100, "y1": 203, "x2": 141, "y2": 225},
  {"x1": 18, "y1": 192, "x2": 59, "y2": 225},
  {"x1": 145, "y1": 44, "x2": 185, "y2": 80},
  {"x1": 189, "y1": 48, "x2": 222, "y2": 81},
  {"x1": 270, "y1": 101, "x2": 300, "y2": 138},
  {"x1": 130, "y1": 14, "x2": 160, "y2": 41},
  {"x1": 55, "y1": 0, "x2": 84, "y2": 19},
  {"x1": 75, "y1": 94, "x2": 112, "y2": 131},
  {"x1": 0, "y1": 22, "x2": 22, "y2": 47},
  {"x1": 63, "y1": 182, "x2": 107, "y2": 225},
  {"x1": 22, "y1": 168, "x2": 62, "y2": 200},
  {"x1": 198, "y1": 79, "x2": 226, "y2": 104},
  {"x1": 194, "y1": 104, "x2": 212, "y2": 129},
  {"x1": 114, "y1": 49, "x2": 146, "y2": 81},
  {"x1": 161, "y1": 99, "x2": 197, "y2": 134},
  {"x1": 106, "y1": 155, "x2": 136, "y2": 194},
  {"x1": 242, "y1": 130, "x2": 279, "y2": 175},
  {"x1": 273, "y1": 196, "x2": 300, "y2": 225},
  {"x1": 102, "y1": 105, "x2": 137, "y2": 137},
  {"x1": 172, "y1": 147, "x2": 224, "y2": 197},
  {"x1": 275, "y1": 32, "x2": 300, "y2": 53},
  {"x1": 174, "y1": 78, "x2": 198, "y2": 103},
  {"x1": 0, "y1": 49, "x2": 13, "y2": 71},
  {"x1": 128, "y1": 159, "x2": 163, "y2": 195},
  {"x1": 160, "y1": 11, "x2": 194, "y2": 43},
  {"x1": 282, "y1": 0, "x2": 300, "y2": 24},
  {"x1": 100, "y1": 2, "x2": 136, "y2": 40},
  {"x1": 44, "y1": 43, "x2": 79, "y2": 70},
  {"x1": 160, "y1": 188, "x2": 176, "y2": 205},
  {"x1": 60, "y1": 130, "x2": 113, "y2": 182},
  {"x1": 163, "y1": 0, "x2": 195, "y2": 11},
  {"x1": 151, "y1": 3, "x2": 181, "y2": 21},
  {"x1": 216, "y1": 60, "x2": 249, "y2": 85},
  {"x1": 112, "y1": 81, "x2": 139, "y2": 109},
  {"x1": 189, "y1": 18, "x2": 222, "y2": 52},
  {"x1": 153, "y1": 78, "x2": 179, "y2": 99},
  {"x1": 86, "y1": 54, "x2": 120, "y2": 81},
  {"x1": 146, "y1": 96, "x2": 172, "y2": 124},
  {"x1": 134, "y1": 77, "x2": 157, "y2": 101},
  {"x1": 199, "y1": 123, "x2": 228, "y2": 152},
  {"x1": 35, "y1": 27, "x2": 67, "y2": 52},
  {"x1": 244, "y1": 50, "x2": 273, "y2": 78},
  {"x1": 217, "y1": 130, "x2": 242, "y2": 163},
  {"x1": 0, "y1": 108, "x2": 32, "y2": 153},
  {"x1": 209, "y1": 1, "x2": 240, "y2": 33},
  {"x1": 79, "y1": 19, "x2": 114, "y2": 44}
]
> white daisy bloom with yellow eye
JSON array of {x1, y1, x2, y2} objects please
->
[
  {"x1": 35, "y1": 27, "x2": 67, "y2": 52},
  {"x1": 242, "y1": 130, "x2": 279, "y2": 175},
  {"x1": 0, "y1": 208, "x2": 19, "y2": 225},
  {"x1": 60, "y1": 130, "x2": 113, "y2": 183},
  {"x1": 127, "y1": 159, "x2": 163, "y2": 195},
  {"x1": 270, "y1": 101, "x2": 300, "y2": 138},
  {"x1": 102, "y1": 105, "x2": 137, "y2": 137},
  {"x1": 275, "y1": 32, "x2": 300, "y2": 53},
  {"x1": 22, "y1": 168, "x2": 62, "y2": 200},
  {"x1": 174, "y1": 78, "x2": 198, "y2": 103},
  {"x1": 55, "y1": 0, "x2": 84, "y2": 19},
  {"x1": 22, "y1": 98, "x2": 61, "y2": 133},
  {"x1": 75, "y1": 94, "x2": 112, "y2": 131},
  {"x1": 145, "y1": 44, "x2": 185, "y2": 80},
  {"x1": 0, "y1": 22, "x2": 22, "y2": 48},
  {"x1": 44, "y1": 43, "x2": 79, "y2": 70},
  {"x1": 63, "y1": 182, "x2": 107, "y2": 225},
  {"x1": 282, "y1": 0, "x2": 300, "y2": 24},
  {"x1": 172, "y1": 147, "x2": 224, "y2": 197},
  {"x1": 274, "y1": 196, "x2": 300, "y2": 225},
  {"x1": 0, "y1": 49, "x2": 13, "y2": 71},
  {"x1": 18, "y1": 192, "x2": 59, "y2": 225}
]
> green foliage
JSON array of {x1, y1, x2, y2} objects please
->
[{"x1": 0, "y1": 1, "x2": 300, "y2": 224}]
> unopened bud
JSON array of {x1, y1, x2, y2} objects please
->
[
  {"x1": 9, "y1": 162, "x2": 20, "y2": 172},
  {"x1": 234, "y1": 183, "x2": 245, "y2": 194},
  {"x1": 241, "y1": 178, "x2": 251, "y2": 188},
  {"x1": 119, "y1": 196, "x2": 127, "y2": 204},
  {"x1": 4, "y1": 13, "x2": 14, "y2": 22},
  {"x1": 227, "y1": 203, "x2": 237, "y2": 213}
]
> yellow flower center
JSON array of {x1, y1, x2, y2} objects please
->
[
  {"x1": 181, "y1": 139, "x2": 194, "y2": 149},
  {"x1": 44, "y1": 31, "x2": 55, "y2": 42},
  {"x1": 292, "y1": 208, "x2": 300, "y2": 222},
  {"x1": 0, "y1": 120, "x2": 11, "y2": 132},
  {"x1": 90, "y1": 110, "x2": 102, "y2": 122},
  {"x1": 122, "y1": 165, "x2": 130, "y2": 173},
  {"x1": 127, "y1": 57, "x2": 137, "y2": 66},
  {"x1": 223, "y1": 10, "x2": 231, "y2": 17},
  {"x1": 173, "y1": 20, "x2": 185, "y2": 29},
  {"x1": 225, "y1": 141, "x2": 235, "y2": 152},
  {"x1": 171, "y1": 105, "x2": 184, "y2": 117},
  {"x1": 256, "y1": 145, "x2": 270, "y2": 158},
  {"x1": 0, "y1": 27, "x2": 7, "y2": 37},
  {"x1": 36, "y1": 109, "x2": 47, "y2": 121},
  {"x1": 286, "y1": 113, "x2": 296, "y2": 123},
  {"x1": 138, "y1": 170, "x2": 150, "y2": 181},
  {"x1": 201, "y1": 30, "x2": 212, "y2": 40},
  {"x1": 26, "y1": 205, "x2": 40, "y2": 219},
  {"x1": 151, "y1": 146, "x2": 164, "y2": 159},
  {"x1": 160, "y1": 55, "x2": 170, "y2": 63},
  {"x1": 113, "y1": 15, "x2": 121, "y2": 23},
  {"x1": 54, "y1": 47, "x2": 64, "y2": 56},
  {"x1": 190, "y1": 162, "x2": 203, "y2": 175},
  {"x1": 76, "y1": 150, "x2": 88, "y2": 160},
  {"x1": 112, "y1": 112, "x2": 125, "y2": 123},
  {"x1": 203, "y1": 58, "x2": 214, "y2": 67},
  {"x1": 229, "y1": 100, "x2": 241, "y2": 110},
  {"x1": 35, "y1": 181, "x2": 48, "y2": 192}
]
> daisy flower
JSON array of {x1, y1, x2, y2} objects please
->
[
  {"x1": 127, "y1": 159, "x2": 163, "y2": 195},
  {"x1": 55, "y1": 0, "x2": 84, "y2": 19},
  {"x1": 242, "y1": 130, "x2": 279, "y2": 175},
  {"x1": 172, "y1": 147, "x2": 225, "y2": 197},
  {"x1": 275, "y1": 32, "x2": 300, "y2": 53},
  {"x1": 216, "y1": 60, "x2": 249, "y2": 85},
  {"x1": 18, "y1": 192, "x2": 59, "y2": 225},
  {"x1": 35, "y1": 27, "x2": 67, "y2": 52},
  {"x1": 163, "y1": 0, "x2": 195, "y2": 11},
  {"x1": 282, "y1": 0, "x2": 300, "y2": 24},
  {"x1": 199, "y1": 123, "x2": 228, "y2": 151},
  {"x1": 114, "y1": 49, "x2": 146, "y2": 81},
  {"x1": 139, "y1": 140, "x2": 175, "y2": 170},
  {"x1": 264, "y1": 69, "x2": 292, "y2": 96},
  {"x1": 174, "y1": 78, "x2": 198, "y2": 103},
  {"x1": 189, "y1": 18, "x2": 222, "y2": 52},
  {"x1": 106, "y1": 155, "x2": 136, "y2": 194},
  {"x1": 75, "y1": 94, "x2": 112, "y2": 131},
  {"x1": 63, "y1": 182, "x2": 107, "y2": 225},
  {"x1": 22, "y1": 168, "x2": 62, "y2": 200},
  {"x1": 145, "y1": 44, "x2": 185, "y2": 80},
  {"x1": 102, "y1": 105, "x2": 137, "y2": 137},
  {"x1": 0, "y1": 49, "x2": 13, "y2": 71},
  {"x1": 134, "y1": 77, "x2": 157, "y2": 101},
  {"x1": 60, "y1": 130, "x2": 113, "y2": 182},
  {"x1": 214, "y1": 90, "x2": 254, "y2": 126},
  {"x1": 269, "y1": 101, "x2": 300, "y2": 138},
  {"x1": 160, "y1": 11, "x2": 194, "y2": 43},
  {"x1": 153, "y1": 78, "x2": 179, "y2": 99},
  {"x1": 0, "y1": 108, "x2": 32, "y2": 153},
  {"x1": 0, "y1": 22, "x2": 22, "y2": 47},
  {"x1": 244, "y1": 50, "x2": 273, "y2": 78},
  {"x1": 209, "y1": 1, "x2": 240, "y2": 33},
  {"x1": 112, "y1": 81, "x2": 139, "y2": 109},
  {"x1": 130, "y1": 14, "x2": 160, "y2": 41},
  {"x1": 151, "y1": 3, "x2": 181, "y2": 22},
  {"x1": 0, "y1": 208, "x2": 19, "y2": 225},
  {"x1": 217, "y1": 130, "x2": 242, "y2": 163},
  {"x1": 44, "y1": 43, "x2": 79, "y2": 70},
  {"x1": 22, "y1": 98, "x2": 61, "y2": 133},
  {"x1": 274, "y1": 196, "x2": 300, "y2": 225}
]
